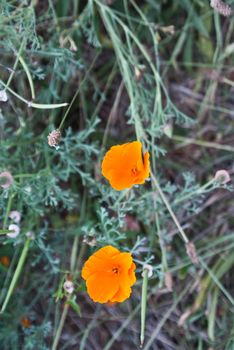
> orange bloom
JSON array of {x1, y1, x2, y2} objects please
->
[
  {"x1": 82, "y1": 245, "x2": 136, "y2": 303},
  {"x1": 101, "y1": 141, "x2": 150, "y2": 190},
  {"x1": 0, "y1": 256, "x2": 10, "y2": 267},
  {"x1": 20, "y1": 316, "x2": 31, "y2": 328}
]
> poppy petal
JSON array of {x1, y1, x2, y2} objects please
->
[
  {"x1": 86, "y1": 272, "x2": 119, "y2": 303},
  {"x1": 109, "y1": 283, "x2": 132, "y2": 303},
  {"x1": 82, "y1": 246, "x2": 120, "y2": 280}
]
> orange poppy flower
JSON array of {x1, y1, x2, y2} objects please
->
[
  {"x1": 20, "y1": 316, "x2": 31, "y2": 328},
  {"x1": 101, "y1": 141, "x2": 150, "y2": 190},
  {"x1": 0, "y1": 256, "x2": 10, "y2": 267},
  {"x1": 81, "y1": 245, "x2": 136, "y2": 303}
]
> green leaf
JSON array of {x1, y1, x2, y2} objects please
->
[{"x1": 66, "y1": 296, "x2": 82, "y2": 317}]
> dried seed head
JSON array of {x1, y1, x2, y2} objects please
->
[
  {"x1": 186, "y1": 241, "x2": 199, "y2": 264},
  {"x1": 0, "y1": 90, "x2": 8, "y2": 102},
  {"x1": 63, "y1": 280, "x2": 74, "y2": 294},
  {"x1": 9, "y1": 210, "x2": 21, "y2": 223},
  {"x1": 7, "y1": 224, "x2": 20, "y2": 238},
  {"x1": 210, "y1": 0, "x2": 232, "y2": 17},
  {"x1": 0, "y1": 171, "x2": 13, "y2": 189},
  {"x1": 47, "y1": 129, "x2": 61, "y2": 148},
  {"x1": 214, "y1": 169, "x2": 231, "y2": 184}
]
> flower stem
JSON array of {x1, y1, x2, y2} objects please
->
[
  {"x1": 3, "y1": 192, "x2": 14, "y2": 229},
  {"x1": 58, "y1": 52, "x2": 100, "y2": 130},
  {"x1": 0, "y1": 229, "x2": 15, "y2": 235},
  {"x1": 51, "y1": 302, "x2": 70, "y2": 350},
  {"x1": 0, "y1": 79, "x2": 68, "y2": 109},
  {"x1": 151, "y1": 172, "x2": 189, "y2": 244},
  {"x1": 0, "y1": 238, "x2": 30, "y2": 313},
  {"x1": 5, "y1": 39, "x2": 26, "y2": 90},
  {"x1": 140, "y1": 268, "x2": 149, "y2": 347},
  {"x1": 18, "y1": 54, "x2": 35, "y2": 99},
  {"x1": 173, "y1": 134, "x2": 234, "y2": 152},
  {"x1": 52, "y1": 192, "x2": 87, "y2": 350}
]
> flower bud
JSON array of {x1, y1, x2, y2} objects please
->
[
  {"x1": 142, "y1": 264, "x2": 153, "y2": 278},
  {"x1": 214, "y1": 170, "x2": 231, "y2": 184},
  {"x1": 9, "y1": 211, "x2": 21, "y2": 223},
  {"x1": 0, "y1": 90, "x2": 8, "y2": 102},
  {"x1": 0, "y1": 171, "x2": 13, "y2": 189},
  {"x1": 7, "y1": 224, "x2": 20, "y2": 238},
  {"x1": 63, "y1": 280, "x2": 74, "y2": 294}
]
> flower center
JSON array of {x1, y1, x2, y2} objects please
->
[{"x1": 112, "y1": 267, "x2": 120, "y2": 274}]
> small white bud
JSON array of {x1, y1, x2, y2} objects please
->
[
  {"x1": 63, "y1": 280, "x2": 74, "y2": 294},
  {"x1": 7, "y1": 224, "x2": 20, "y2": 238},
  {"x1": 0, "y1": 90, "x2": 8, "y2": 102},
  {"x1": 26, "y1": 231, "x2": 35, "y2": 240},
  {"x1": 9, "y1": 211, "x2": 21, "y2": 223},
  {"x1": 0, "y1": 171, "x2": 13, "y2": 189},
  {"x1": 214, "y1": 170, "x2": 231, "y2": 184},
  {"x1": 142, "y1": 264, "x2": 153, "y2": 278}
]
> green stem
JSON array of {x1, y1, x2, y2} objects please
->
[
  {"x1": 52, "y1": 302, "x2": 70, "y2": 350},
  {"x1": 52, "y1": 192, "x2": 87, "y2": 350},
  {"x1": 151, "y1": 172, "x2": 189, "y2": 244},
  {"x1": 5, "y1": 39, "x2": 26, "y2": 90},
  {"x1": 173, "y1": 178, "x2": 215, "y2": 205},
  {"x1": 0, "y1": 238, "x2": 31, "y2": 313},
  {"x1": 101, "y1": 80, "x2": 124, "y2": 149},
  {"x1": 140, "y1": 269, "x2": 149, "y2": 347},
  {"x1": 58, "y1": 52, "x2": 100, "y2": 130},
  {"x1": 155, "y1": 211, "x2": 168, "y2": 273},
  {"x1": 0, "y1": 79, "x2": 68, "y2": 109},
  {"x1": 18, "y1": 54, "x2": 35, "y2": 99},
  {"x1": 173, "y1": 135, "x2": 234, "y2": 153},
  {"x1": 3, "y1": 192, "x2": 14, "y2": 229},
  {"x1": 0, "y1": 229, "x2": 15, "y2": 235}
]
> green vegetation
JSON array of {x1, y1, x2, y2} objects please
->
[{"x1": 0, "y1": 0, "x2": 234, "y2": 349}]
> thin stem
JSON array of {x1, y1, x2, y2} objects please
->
[
  {"x1": 151, "y1": 172, "x2": 189, "y2": 244},
  {"x1": 52, "y1": 191, "x2": 87, "y2": 350},
  {"x1": 101, "y1": 80, "x2": 124, "y2": 150},
  {"x1": 140, "y1": 268, "x2": 149, "y2": 347},
  {"x1": 0, "y1": 79, "x2": 68, "y2": 109},
  {"x1": 5, "y1": 39, "x2": 26, "y2": 90},
  {"x1": 0, "y1": 229, "x2": 15, "y2": 235},
  {"x1": 0, "y1": 238, "x2": 31, "y2": 313},
  {"x1": 155, "y1": 211, "x2": 168, "y2": 273},
  {"x1": 143, "y1": 283, "x2": 191, "y2": 350},
  {"x1": 173, "y1": 178, "x2": 215, "y2": 205},
  {"x1": 18, "y1": 54, "x2": 35, "y2": 99},
  {"x1": 173, "y1": 135, "x2": 234, "y2": 153},
  {"x1": 58, "y1": 52, "x2": 100, "y2": 130},
  {"x1": 3, "y1": 192, "x2": 14, "y2": 229},
  {"x1": 51, "y1": 302, "x2": 70, "y2": 350}
]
